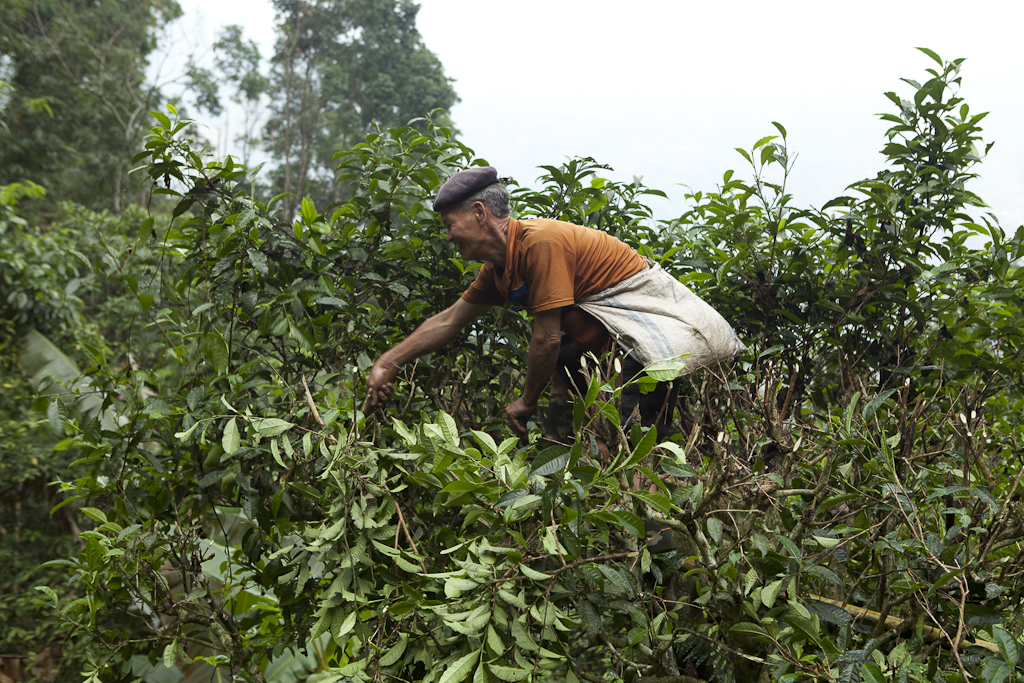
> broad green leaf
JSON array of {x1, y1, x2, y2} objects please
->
[
  {"x1": 254, "y1": 417, "x2": 294, "y2": 437},
  {"x1": 622, "y1": 425, "x2": 658, "y2": 469},
  {"x1": 438, "y1": 650, "x2": 480, "y2": 683},
  {"x1": 519, "y1": 564, "x2": 552, "y2": 581},
  {"x1": 223, "y1": 417, "x2": 241, "y2": 454},
  {"x1": 81, "y1": 507, "x2": 107, "y2": 524},
  {"x1": 594, "y1": 510, "x2": 644, "y2": 538},
  {"x1": 707, "y1": 517, "x2": 723, "y2": 544},
  {"x1": 488, "y1": 664, "x2": 531, "y2": 681},
  {"x1": 379, "y1": 634, "x2": 408, "y2": 666},
  {"x1": 862, "y1": 389, "x2": 897, "y2": 419},
  {"x1": 530, "y1": 446, "x2": 570, "y2": 477},
  {"x1": 47, "y1": 398, "x2": 68, "y2": 436},
  {"x1": 812, "y1": 535, "x2": 842, "y2": 548},
  {"x1": 762, "y1": 579, "x2": 784, "y2": 608},
  {"x1": 471, "y1": 430, "x2": 498, "y2": 455},
  {"x1": 498, "y1": 589, "x2": 528, "y2": 609},
  {"x1": 916, "y1": 46, "x2": 944, "y2": 66},
  {"x1": 645, "y1": 360, "x2": 687, "y2": 382},
  {"x1": 729, "y1": 622, "x2": 772, "y2": 644},
  {"x1": 485, "y1": 624, "x2": 504, "y2": 655},
  {"x1": 163, "y1": 640, "x2": 177, "y2": 669},
  {"x1": 992, "y1": 626, "x2": 1019, "y2": 667},
  {"x1": 860, "y1": 663, "x2": 886, "y2": 683},
  {"x1": 437, "y1": 411, "x2": 459, "y2": 447},
  {"x1": 333, "y1": 611, "x2": 356, "y2": 640}
]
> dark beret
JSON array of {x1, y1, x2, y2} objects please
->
[{"x1": 432, "y1": 166, "x2": 499, "y2": 212}]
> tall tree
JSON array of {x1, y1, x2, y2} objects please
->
[
  {"x1": 0, "y1": 0, "x2": 185, "y2": 212},
  {"x1": 262, "y1": 0, "x2": 458, "y2": 218}
]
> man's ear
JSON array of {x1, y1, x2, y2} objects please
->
[{"x1": 472, "y1": 201, "x2": 488, "y2": 224}]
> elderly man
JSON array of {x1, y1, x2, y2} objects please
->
[{"x1": 366, "y1": 167, "x2": 743, "y2": 437}]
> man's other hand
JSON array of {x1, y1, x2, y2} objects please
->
[
  {"x1": 505, "y1": 397, "x2": 537, "y2": 437},
  {"x1": 367, "y1": 361, "x2": 400, "y2": 409}
]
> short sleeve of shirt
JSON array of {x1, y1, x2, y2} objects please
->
[
  {"x1": 523, "y1": 239, "x2": 576, "y2": 312},
  {"x1": 461, "y1": 263, "x2": 505, "y2": 306}
]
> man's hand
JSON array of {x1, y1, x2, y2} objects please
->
[
  {"x1": 505, "y1": 397, "x2": 537, "y2": 437},
  {"x1": 367, "y1": 361, "x2": 400, "y2": 409}
]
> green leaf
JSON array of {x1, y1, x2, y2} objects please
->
[
  {"x1": 163, "y1": 640, "x2": 177, "y2": 669},
  {"x1": 254, "y1": 418, "x2": 294, "y2": 437},
  {"x1": 530, "y1": 446, "x2": 570, "y2": 477},
  {"x1": 152, "y1": 111, "x2": 171, "y2": 129},
  {"x1": 860, "y1": 663, "x2": 886, "y2": 683},
  {"x1": 34, "y1": 586, "x2": 59, "y2": 606},
  {"x1": 300, "y1": 196, "x2": 317, "y2": 224},
  {"x1": 379, "y1": 634, "x2": 408, "y2": 666},
  {"x1": 81, "y1": 507, "x2": 107, "y2": 524},
  {"x1": 47, "y1": 398, "x2": 67, "y2": 436},
  {"x1": 333, "y1": 611, "x2": 356, "y2": 640},
  {"x1": 707, "y1": 517, "x2": 723, "y2": 544},
  {"x1": 472, "y1": 430, "x2": 498, "y2": 455},
  {"x1": 644, "y1": 360, "x2": 687, "y2": 382},
  {"x1": 916, "y1": 47, "x2": 943, "y2": 66},
  {"x1": 223, "y1": 417, "x2": 241, "y2": 454},
  {"x1": 519, "y1": 564, "x2": 552, "y2": 581},
  {"x1": 812, "y1": 535, "x2": 842, "y2": 549},
  {"x1": 198, "y1": 470, "x2": 225, "y2": 488},
  {"x1": 992, "y1": 626, "x2": 1019, "y2": 667},
  {"x1": 963, "y1": 604, "x2": 1005, "y2": 626},
  {"x1": 437, "y1": 411, "x2": 459, "y2": 447},
  {"x1": 762, "y1": 579, "x2": 784, "y2": 608},
  {"x1": 595, "y1": 510, "x2": 644, "y2": 538},
  {"x1": 843, "y1": 391, "x2": 861, "y2": 431},
  {"x1": 729, "y1": 622, "x2": 772, "y2": 644},
  {"x1": 247, "y1": 248, "x2": 269, "y2": 276},
  {"x1": 488, "y1": 664, "x2": 531, "y2": 681},
  {"x1": 175, "y1": 421, "x2": 200, "y2": 442},
  {"x1": 623, "y1": 425, "x2": 658, "y2": 469},
  {"x1": 485, "y1": 624, "x2": 504, "y2": 655},
  {"x1": 862, "y1": 389, "x2": 897, "y2": 419},
  {"x1": 438, "y1": 650, "x2": 480, "y2": 683}
]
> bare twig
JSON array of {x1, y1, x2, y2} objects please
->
[{"x1": 302, "y1": 375, "x2": 324, "y2": 428}]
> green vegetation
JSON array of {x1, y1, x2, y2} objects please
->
[{"x1": 2, "y1": 28, "x2": 1023, "y2": 683}]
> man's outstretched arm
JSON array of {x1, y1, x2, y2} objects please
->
[
  {"x1": 367, "y1": 298, "x2": 491, "y2": 408},
  {"x1": 505, "y1": 307, "x2": 562, "y2": 436}
]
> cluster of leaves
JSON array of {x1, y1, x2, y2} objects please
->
[
  {"x1": 22, "y1": 50, "x2": 1024, "y2": 683},
  {"x1": 0, "y1": 181, "x2": 165, "y2": 680}
]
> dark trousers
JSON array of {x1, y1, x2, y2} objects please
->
[{"x1": 549, "y1": 335, "x2": 679, "y2": 441}]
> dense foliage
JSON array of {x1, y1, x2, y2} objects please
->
[
  {"x1": 6, "y1": 50, "x2": 1024, "y2": 683},
  {"x1": 0, "y1": 0, "x2": 186, "y2": 212}
]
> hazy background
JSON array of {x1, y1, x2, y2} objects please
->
[{"x1": 168, "y1": 0, "x2": 1024, "y2": 226}]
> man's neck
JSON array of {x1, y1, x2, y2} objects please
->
[{"x1": 484, "y1": 215, "x2": 512, "y2": 267}]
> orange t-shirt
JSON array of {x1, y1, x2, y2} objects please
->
[{"x1": 461, "y1": 218, "x2": 647, "y2": 348}]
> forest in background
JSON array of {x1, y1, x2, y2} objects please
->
[{"x1": 3, "y1": 3, "x2": 1024, "y2": 683}]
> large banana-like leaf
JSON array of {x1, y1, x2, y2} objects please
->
[{"x1": 18, "y1": 326, "x2": 122, "y2": 430}]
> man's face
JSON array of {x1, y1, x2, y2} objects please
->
[{"x1": 442, "y1": 207, "x2": 482, "y2": 260}]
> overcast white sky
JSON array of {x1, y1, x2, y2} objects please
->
[{"x1": 169, "y1": 0, "x2": 1024, "y2": 228}]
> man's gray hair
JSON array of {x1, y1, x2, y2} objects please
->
[{"x1": 457, "y1": 182, "x2": 510, "y2": 217}]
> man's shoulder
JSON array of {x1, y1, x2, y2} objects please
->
[{"x1": 518, "y1": 218, "x2": 583, "y2": 245}]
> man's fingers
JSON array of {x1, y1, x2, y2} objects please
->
[
  {"x1": 366, "y1": 383, "x2": 393, "y2": 410},
  {"x1": 506, "y1": 413, "x2": 527, "y2": 437}
]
